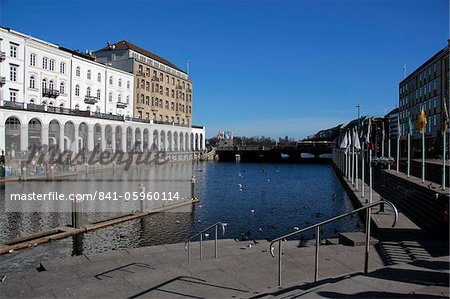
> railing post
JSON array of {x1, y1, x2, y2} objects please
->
[
  {"x1": 315, "y1": 226, "x2": 320, "y2": 282},
  {"x1": 215, "y1": 224, "x2": 218, "y2": 259},
  {"x1": 188, "y1": 240, "x2": 191, "y2": 263},
  {"x1": 191, "y1": 176, "x2": 196, "y2": 200},
  {"x1": 200, "y1": 233, "x2": 203, "y2": 261},
  {"x1": 278, "y1": 240, "x2": 282, "y2": 286},
  {"x1": 364, "y1": 206, "x2": 371, "y2": 274}
]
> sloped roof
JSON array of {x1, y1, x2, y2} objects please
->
[{"x1": 95, "y1": 40, "x2": 186, "y2": 74}]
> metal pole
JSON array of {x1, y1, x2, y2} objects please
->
[
  {"x1": 362, "y1": 142, "x2": 365, "y2": 197},
  {"x1": 422, "y1": 131, "x2": 425, "y2": 183},
  {"x1": 356, "y1": 148, "x2": 359, "y2": 191},
  {"x1": 188, "y1": 241, "x2": 191, "y2": 263},
  {"x1": 139, "y1": 184, "x2": 145, "y2": 212},
  {"x1": 369, "y1": 149, "x2": 373, "y2": 204},
  {"x1": 443, "y1": 132, "x2": 447, "y2": 191},
  {"x1": 215, "y1": 224, "x2": 218, "y2": 259},
  {"x1": 364, "y1": 206, "x2": 371, "y2": 274},
  {"x1": 278, "y1": 240, "x2": 282, "y2": 287},
  {"x1": 72, "y1": 199, "x2": 83, "y2": 228},
  {"x1": 396, "y1": 135, "x2": 400, "y2": 174},
  {"x1": 351, "y1": 145, "x2": 355, "y2": 186},
  {"x1": 407, "y1": 134, "x2": 410, "y2": 177},
  {"x1": 388, "y1": 138, "x2": 391, "y2": 171},
  {"x1": 200, "y1": 233, "x2": 203, "y2": 260},
  {"x1": 191, "y1": 176, "x2": 196, "y2": 200},
  {"x1": 315, "y1": 226, "x2": 320, "y2": 282}
]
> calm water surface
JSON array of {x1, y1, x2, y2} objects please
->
[{"x1": 0, "y1": 162, "x2": 362, "y2": 273}]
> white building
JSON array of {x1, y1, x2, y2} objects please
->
[
  {"x1": 0, "y1": 27, "x2": 25, "y2": 103},
  {"x1": 68, "y1": 52, "x2": 133, "y2": 117},
  {"x1": 25, "y1": 37, "x2": 72, "y2": 108}
]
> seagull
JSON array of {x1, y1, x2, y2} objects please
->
[
  {"x1": 175, "y1": 220, "x2": 180, "y2": 224},
  {"x1": 250, "y1": 209, "x2": 255, "y2": 213},
  {"x1": 294, "y1": 226, "x2": 300, "y2": 231},
  {"x1": 204, "y1": 233, "x2": 210, "y2": 238}
]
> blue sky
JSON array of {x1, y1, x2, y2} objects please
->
[{"x1": 0, "y1": 0, "x2": 448, "y2": 139}]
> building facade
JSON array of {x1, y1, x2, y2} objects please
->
[
  {"x1": 0, "y1": 27, "x2": 205, "y2": 156},
  {"x1": 68, "y1": 52, "x2": 133, "y2": 117},
  {"x1": 94, "y1": 41, "x2": 193, "y2": 125},
  {"x1": 398, "y1": 40, "x2": 449, "y2": 157},
  {"x1": 0, "y1": 27, "x2": 25, "y2": 103}
]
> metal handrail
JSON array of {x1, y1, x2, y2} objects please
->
[
  {"x1": 269, "y1": 200, "x2": 398, "y2": 286},
  {"x1": 184, "y1": 222, "x2": 227, "y2": 263}
]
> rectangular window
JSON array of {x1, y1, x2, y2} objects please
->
[
  {"x1": 10, "y1": 65, "x2": 17, "y2": 81},
  {"x1": 10, "y1": 44, "x2": 17, "y2": 58},
  {"x1": 433, "y1": 79, "x2": 437, "y2": 91},
  {"x1": 10, "y1": 90, "x2": 17, "y2": 102}
]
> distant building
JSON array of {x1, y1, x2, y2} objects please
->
[
  {"x1": 385, "y1": 107, "x2": 399, "y2": 139},
  {"x1": 398, "y1": 40, "x2": 449, "y2": 157},
  {"x1": 94, "y1": 41, "x2": 193, "y2": 125}
]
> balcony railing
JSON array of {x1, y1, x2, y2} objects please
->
[
  {"x1": 93, "y1": 112, "x2": 124, "y2": 121},
  {"x1": 84, "y1": 95, "x2": 99, "y2": 105},
  {"x1": 3, "y1": 101, "x2": 24, "y2": 109},
  {"x1": 124, "y1": 116, "x2": 151, "y2": 124},
  {"x1": 116, "y1": 101, "x2": 128, "y2": 109},
  {"x1": 0, "y1": 76, "x2": 5, "y2": 85},
  {"x1": 187, "y1": 88, "x2": 192, "y2": 93},
  {"x1": 0, "y1": 51, "x2": 5, "y2": 62},
  {"x1": 151, "y1": 76, "x2": 160, "y2": 82},
  {"x1": 176, "y1": 85, "x2": 183, "y2": 90},
  {"x1": 42, "y1": 88, "x2": 60, "y2": 99},
  {"x1": 27, "y1": 103, "x2": 46, "y2": 112}
]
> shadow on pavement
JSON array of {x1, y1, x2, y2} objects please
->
[{"x1": 127, "y1": 275, "x2": 249, "y2": 298}]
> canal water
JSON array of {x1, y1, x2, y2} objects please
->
[{"x1": 0, "y1": 162, "x2": 362, "y2": 273}]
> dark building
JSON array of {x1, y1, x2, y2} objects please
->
[{"x1": 398, "y1": 40, "x2": 449, "y2": 158}]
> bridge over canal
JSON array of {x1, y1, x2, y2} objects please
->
[{"x1": 215, "y1": 141, "x2": 332, "y2": 163}]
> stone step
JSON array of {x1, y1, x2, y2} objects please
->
[{"x1": 250, "y1": 255, "x2": 450, "y2": 298}]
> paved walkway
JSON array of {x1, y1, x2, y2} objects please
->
[{"x1": 0, "y1": 238, "x2": 448, "y2": 298}]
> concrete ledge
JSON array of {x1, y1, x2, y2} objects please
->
[{"x1": 339, "y1": 232, "x2": 378, "y2": 246}]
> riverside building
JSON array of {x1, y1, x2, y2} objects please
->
[
  {"x1": 94, "y1": 41, "x2": 193, "y2": 125},
  {"x1": 398, "y1": 40, "x2": 449, "y2": 157},
  {"x1": 0, "y1": 27, "x2": 205, "y2": 156}
]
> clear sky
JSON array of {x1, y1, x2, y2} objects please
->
[{"x1": 0, "y1": 0, "x2": 448, "y2": 139}]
